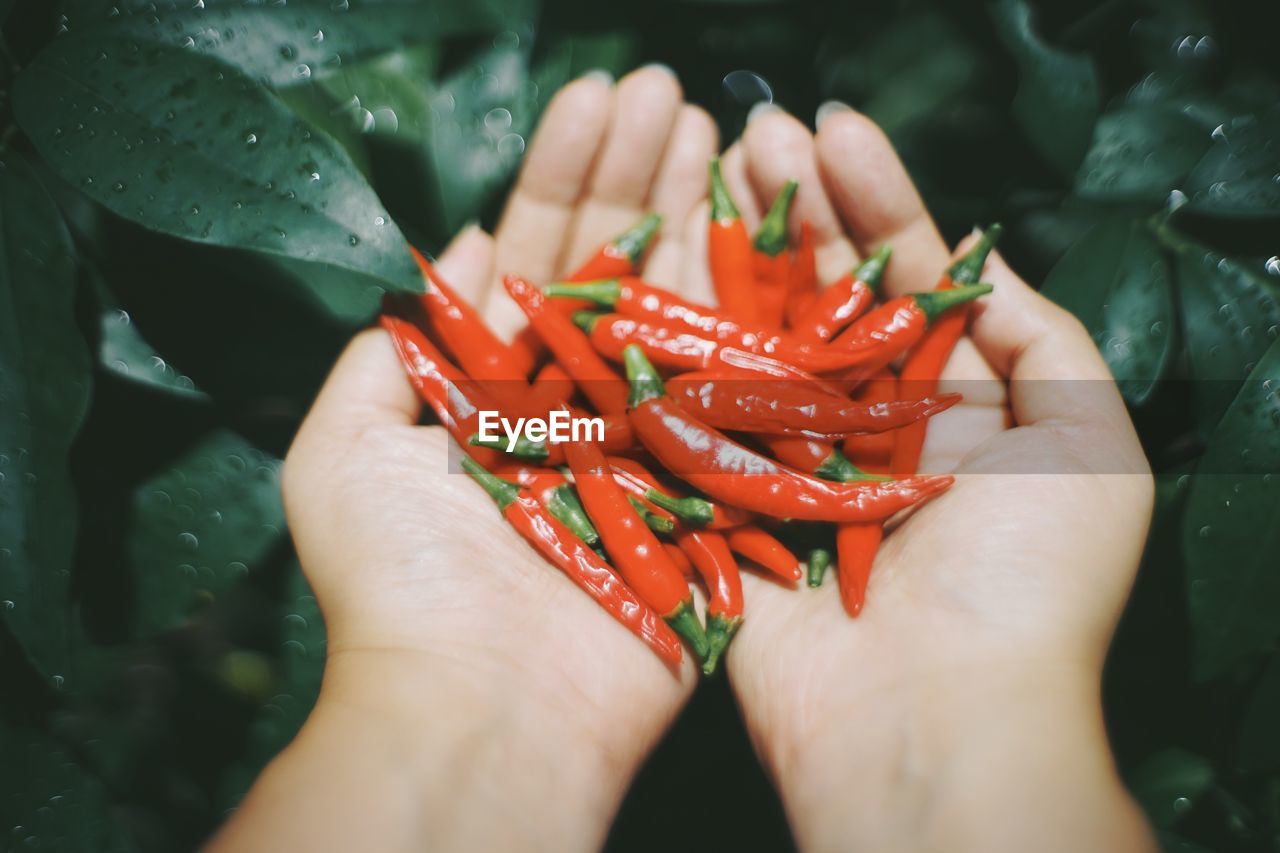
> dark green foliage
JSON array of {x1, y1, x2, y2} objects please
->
[{"x1": 1, "y1": 0, "x2": 1279, "y2": 850}]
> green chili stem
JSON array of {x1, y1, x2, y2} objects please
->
[{"x1": 622, "y1": 344, "x2": 665, "y2": 407}]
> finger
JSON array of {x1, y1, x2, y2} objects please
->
[
  {"x1": 814, "y1": 104, "x2": 950, "y2": 297},
  {"x1": 742, "y1": 105, "x2": 860, "y2": 285},
  {"x1": 643, "y1": 105, "x2": 719, "y2": 288},
  {"x1": 431, "y1": 224, "x2": 496, "y2": 304},
  {"x1": 562, "y1": 65, "x2": 684, "y2": 272},
  {"x1": 482, "y1": 73, "x2": 614, "y2": 338},
  {"x1": 719, "y1": 140, "x2": 762, "y2": 232}
]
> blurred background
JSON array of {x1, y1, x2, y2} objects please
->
[{"x1": 1, "y1": 0, "x2": 1278, "y2": 850}]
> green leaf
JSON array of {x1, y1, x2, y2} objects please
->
[
  {"x1": 12, "y1": 35, "x2": 422, "y2": 320},
  {"x1": 1075, "y1": 107, "x2": 1212, "y2": 202},
  {"x1": 1237, "y1": 652, "x2": 1280, "y2": 771},
  {"x1": 0, "y1": 154, "x2": 92, "y2": 683},
  {"x1": 0, "y1": 724, "x2": 136, "y2": 853},
  {"x1": 128, "y1": 430, "x2": 284, "y2": 638},
  {"x1": 1041, "y1": 220, "x2": 1174, "y2": 404},
  {"x1": 218, "y1": 559, "x2": 326, "y2": 810},
  {"x1": 1184, "y1": 110, "x2": 1280, "y2": 217},
  {"x1": 89, "y1": 272, "x2": 208, "y2": 401},
  {"x1": 94, "y1": 1, "x2": 506, "y2": 89},
  {"x1": 989, "y1": 0, "x2": 1101, "y2": 175},
  {"x1": 1129, "y1": 748, "x2": 1214, "y2": 828},
  {"x1": 1183, "y1": 337, "x2": 1280, "y2": 679},
  {"x1": 1165, "y1": 227, "x2": 1280, "y2": 433}
]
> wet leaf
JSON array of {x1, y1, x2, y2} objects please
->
[
  {"x1": 90, "y1": 272, "x2": 207, "y2": 401},
  {"x1": 218, "y1": 560, "x2": 325, "y2": 810},
  {"x1": 1041, "y1": 220, "x2": 1174, "y2": 404},
  {"x1": 1184, "y1": 111, "x2": 1280, "y2": 217},
  {"x1": 1129, "y1": 748, "x2": 1214, "y2": 828},
  {"x1": 95, "y1": 1, "x2": 505, "y2": 89},
  {"x1": 128, "y1": 430, "x2": 284, "y2": 638},
  {"x1": 1237, "y1": 652, "x2": 1280, "y2": 771},
  {"x1": 1183, "y1": 337, "x2": 1280, "y2": 679},
  {"x1": 0, "y1": 724, "x2": 135, "y2": 853},
  {"x1": 12, "y1": 35, "x2": 421, "y2": 320},
  {"x1": 1170, "y1": 229, "x2": 1280, "y2": 433},
  {"x1": 0, "y1": 154, "x2": 92, "y2": 683},
  {"x1": 1076, "y1": 107, "x2": 1212, "y2": 202},
  {"x1": 989, "y1": 0, "x2": 1100, "y2": 175}
]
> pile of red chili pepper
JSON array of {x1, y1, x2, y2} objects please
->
[{"x1": 380, "y1": 160, "x2": 998, "y2": 674}]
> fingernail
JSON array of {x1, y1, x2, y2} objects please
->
[
  {"x1": 578, "y1": 68, "x2": 614, "y2": 85},
  {"x1": 815, "y1": 99, "x2": 853, "y2": 129},
  {"x1": 641, "y1": 62, "x2": 677, "y2": 79},
  {"x1": 747, "y1": 101, "x2": 782, "y2": 125}
]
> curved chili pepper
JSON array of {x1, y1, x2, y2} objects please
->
[
  {"x1": 752, "y1": 180, "x2": 797, "y2": 327},
  {"x1": 892, "y1": 225, "x2": 1001, "y2": 478},
  {"x1": 504, "y1": 275, "x2": 630, "y2": 415},
  {"x1": 410, "y1": 247, "x2": 535, "y2": 380},
  {"x1": 574, "y1": 213, "x2": 662, "y2": 281},
  {"x1": 791, "y1": 246, "x2": 891, "y2": 343},
  {"x1": 725, "y1": 525, "x2": 803, "y2": 582},
  {"x1": 379, "y1": 313, "x2": 502, "y2": 468},
  {"x1": 468, "y1": 412, "x2": 635, "y2": 464},
  {"x1": 829, "y1": 283, "x2": 993, "y2": 382},
  {"x1": 622, "y1": 345, "x2": 953, "y2": 522},
  {"x1": 842, "y1": 370, "x2": 900, "y2": 467},
  {"x1": 643, "y1": 488, "x2": 751, "y2": 530},
  {"x1": 674, "y1": 527, "x2": 742, "y2": 674},
  {"x1": 664, "y1": 541, "x2": 695, "y2": 579},
  {"x1": 785, "y1": 221, "x2": 818, "y2": 328},
  {"x1": 806, "y1": 547, "x2": 831, "y2": 588},
  {"x1": 836, "y1": 522, "x2": 883, "y2": 617},
  {"x1": 492, "y1": 465, "x2": 600, "y2": 547},
  {"x1": 575, "y1": 311, "x2": 882, "y2": 375},
  {"x1": 708, "y1": 157, "x2": 759, "y2": 323},
  {"x1": 459, "y1": 458, "x2": 683, "y2": 665},
  {"x1": 563, "y1": 424, "x2": 708, "y2": 657},
  {"x1": 764, "y1": 436, "x2": 887, "y2": 484},
  {"x1": 628, "y1": 495, "x2": 676, "y2": 535},
  {"x1": 667, "y1": 371, "x2": 961, "y2": 437}
]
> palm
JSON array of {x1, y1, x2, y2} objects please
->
[{"x1": 285, "y1": 67, "x2": 719, "y2": 763}]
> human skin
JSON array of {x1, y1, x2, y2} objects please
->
[{"x1": 207, "y1": 73, "x2": 1157, "y2": 852}]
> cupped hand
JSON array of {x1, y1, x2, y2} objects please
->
[
  {"x1": 717, "y1": 105, "x2": 1156, "y2": 851},
  {"x1": 278, "y1": 67, "x2": 718, "y2": 850}
]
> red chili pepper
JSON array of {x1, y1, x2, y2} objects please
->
[
  {"x1": 836, "y1": 522, "x2": 883, "y2": 617},
  {"x1": 379, "y1": 313, "x2": 503, "y2": 467},
  {"x1": 504, "y1": 275, "x2": 630, "y2": 415},
  {"x1": 622, "y1": 345, "x2": 953, "y2": 522},
  {"x1": 573, "y1": 213, "x2": 663, "y2": 281},
  {"x1": 784, "y1": 221, "x2": 818, "y2": 329},
  {"x1": 763, "y1": 435, "x2": 885, "y2": 484},
  {"x1": 525, "y1": 362, "x2": 576, "y2": 413},
  {"x1": 410, "y1": 247, "x2": 535, "y2": 380},
  {"x1": 829, "y1": 283, "x2": 993, "y2": 382},
  {"x1": 666, "y1": 371, "x2": 960, "y2": 437},
  {"x1": 469, "y1": 412, "x2": 635, "y2": 464},
  {"x1": 707, "y1": 157, "x2": 760, "y2": 323},
  {"x1": 752, "y1": 180, "x2": 797, "y2": 328},
  {"x1": 724, "y1": 525, "x2": 802, "y2": 582},
  {"x1": 791, "y1": 246, "x2": 891, "y2": 343},
  {"x1": 563, "y1": 424, "x2": 708, "y2": 657},
  {"x1": 574, "y1": 311, "x2": 884, "y2": 375},
  {"x1": 606, "y1": 457, "x2": 749, "y2": 529},
  {"x1": 673, "y1": 527, "x2": 742, "y2": 674},
  {"x1": 891, "y1": 225, "x2": 1001, "y2": 478},
  {"x1": 664, "y1": 542, "x2": 695, "y2": 579},
  {"x1": 459, "y1": 458, "x2": 683, "y2": 665},
  {"x1": 492, "y1": 464, "x2": 600, "y2": 548},
  {"x1": 842, "y1": 370, "x2": 900, "y2": 469}
]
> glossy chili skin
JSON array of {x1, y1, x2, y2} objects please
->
[
  {"x1": 785, "y1": 221, "x2": 818, "y2": 328},
  {"x1": 724, "y1": 525, "x2": 802, "y2": 582},
  {"x1": 563, "y1": 425, "x2": 707, "y2": 657},
  {"x1": 667, "y1": 371, "x2": 960, "y2": 436},
  {"x1": 574, "y1": 212, "x2": 662, "y2": 281},
  {"x1": 460, "y1": 458, "x2": 683, "y2": 665},
  {"x1": 492, "y1": 464, "x2": 600, "y2": 547},
  {"x1": 892, "y1": 226, "x2": 1002, "y2": 478},
  {"x1": 379, "y1": 313, "x2": 503, "y2": 468},
  {"x1": 791, "y1": 246, "x2": 891, "y2": 343},
  {"x1": 623, "y1": 346, "x2": 953, "y2": 522},
  {"x1": 410, "y1": 247, "x2": 535, "y2": 380},
  {"x1": 607, "y1": 456, "x2": 751, "y2": 530},
  {"x1": 836, "y1": 522, "x2": 883, "y2": 617},
  {"x1": 581, "y1": 312, "x2": 882, "y2": 375},
  {"x1": 708, "y1": 156, "x2": 760, "y2": 323},
  {"x1": 842, "y1": 370, "x2": 900, "y2": 465},
  {"x1": 674, "y1": 526, "x2": 743, "y2": 674},
  {"x1": 751, "y1": 180, "x2": 797, "y2": 328},
  {"x1": 504, "y1": 275, "x2": 630, "y2": 415}
]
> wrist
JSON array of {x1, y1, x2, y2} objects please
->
[{"x1": 771, "y1": 658, "x2": 1153, "y2": 853}]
